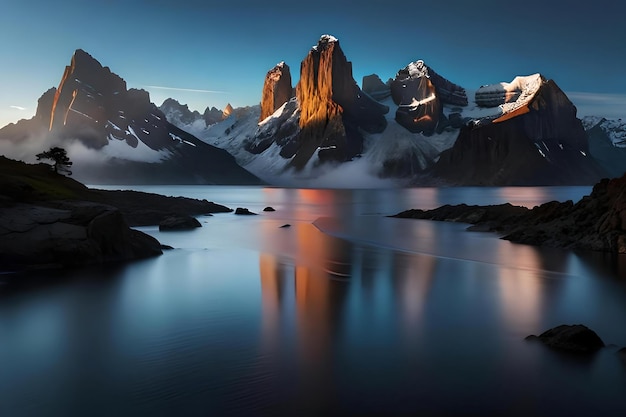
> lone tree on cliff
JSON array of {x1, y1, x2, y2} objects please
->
[{"x1": 36, "y1": 147, "x2": 73, "y2": 175}]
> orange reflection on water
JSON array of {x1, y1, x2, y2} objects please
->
[
  {"x1": 497, "y1": 187, "x2": 550, "y2": 209},
  {"x1": 496, "y1": 243, "x2": 546, "y2": 332}
]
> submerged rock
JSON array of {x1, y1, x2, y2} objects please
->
[{"x1": 525, "y1": 324, "x2": 605, "y2": 354}]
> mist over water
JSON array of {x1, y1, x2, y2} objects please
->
[{"x1": 2, "y1": 185, "x2": 626, "y2": 416}]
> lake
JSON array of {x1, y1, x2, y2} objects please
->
[{"x1": 1, "y1": 185, "x2": 626, "y2": 416}]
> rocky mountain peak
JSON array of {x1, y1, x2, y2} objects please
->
[
  {"x1": 390, "y1": 60, "x2": 467, "y2": 134},
  {"x1": 259, "y1": 61, "x2": 293, "y2": 121},
  {"x1": 287, "y1": 34, "x2": 387, "y2": 167}
]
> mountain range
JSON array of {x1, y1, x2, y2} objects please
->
[{"x1": 1, "y1": 36, "x2": 624, "y2": 186}]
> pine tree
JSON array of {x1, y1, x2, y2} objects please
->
[{"x1": 36, "y1": 147, "x2": 73, "y2": 175}]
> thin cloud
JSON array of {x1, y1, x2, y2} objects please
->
[
  {"x1": 143, "y1": 85, "x2": 228, "y2": 94},
  {"x1": 10, "y1": 105, "x2": 27, "y2": 111},
  {"x1": 567, "y1": 92, "x2": 626, "y2": 104},
  {"x1": 566, "y1": 92, "x2": 626, "y2": 118}
]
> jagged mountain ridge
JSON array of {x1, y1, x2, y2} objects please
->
[
  {"x1": 433, "y1": 76, "x2": 607, "y2": 185},
  {"x1": 0, "y1": 49, "x2": 262, "y2": 185},
  {"x1": 160, "y1": 35, "x2": 611, "y2": 186}
]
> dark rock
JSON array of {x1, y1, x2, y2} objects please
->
[
  {"x1": 0, "y1": 202, "x2": 162, "y2": 272},
  {"x1": 390, "y1": 60, "x2": 467, "y2": 135},
  {"x1": 433, "y1": 76, "x2": 607, "y2": 186},
  {"x1": 279, "y1": 224, "x2": 291, "y2": 228},
  {"x1": 158, "y1": 215, "x2": 201, "y2": 231},
  {"x1": 260, "y1": 62, "x2": 293, "y2": 121},
  {"x1": 234, "y1": 207, "x2": 257, "y2": 215},
  {"x1": 263, "y1": 206, "x2": 276, "y2": 212},
  {"x1": 392, "y1": 172, "x2": 626, "y2": 253},
  {"x1": 526, "y1": 324, "x2": 605, "y2": 354},
  {"x1": 362, "y1": 74, "x2": 391, "y2": 101},
  {"x1": 585, "y1": 117, "x2": 626, "y2": 178}
]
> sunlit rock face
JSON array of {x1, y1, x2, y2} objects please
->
[
  {"x1": 433, "y1": 76, "x2": 607, "y2": 185},
  {"x1": 259, "y1": 62, "x2": 293, "y2": 122},
  {"x1": 247, "y1": 35, "x2": 388, "y2": 169},
  {"x1": 292, "y1": 35, "x2": 389, "y2": 167},
  {"x1": 390, "y1": 61, "x2": 467, "y2": 135}
]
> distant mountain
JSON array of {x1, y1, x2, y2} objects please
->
[
  {"x1": 0, "y1": 49, "x2": 261, "y2": 185},
  {"x1": 433, "y1": 75, "x2": 607, "y2": 185},
  {"x1": 584, "y1": 116, "x2": 626, "y2": 178},
  {"x1": 159, "y1": 98, "x2": 230, "y2": 134}
]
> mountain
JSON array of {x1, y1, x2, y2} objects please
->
[
  {"x1": 583, "y1": 116, "x2": 626, "y2": 178},
  {"x1": 390, "y1": 60, "x2": 468, "y2": 135},
  {"x1": 259, "y1": 62, "x2": 293, "y2": 122},
  {"x1": 431, "y1": 74, "x2": 608, "y2": 185},
  {"x1": 0, "y1": 49, "x2": 261, "y2": 185},
  {"x1": 152, "y1": 35, "x2": 613, "y2": 187},
  {"x1": 159, "y1": 98, "x2": 231, "y2": 136},
  {"x1": 244, "y1": 35, "x2": 389, "y2": 170}
]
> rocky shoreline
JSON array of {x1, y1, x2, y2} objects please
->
[
  {"x1": 392, "y1": 173, "x2": 626, "y2": 253},
  {"x1": 0, "y1": 156, "x2": 232, "y2": 272}
]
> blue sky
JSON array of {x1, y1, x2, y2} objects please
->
[{"x1": 1, "y1": 0, "x2": 625, "y2": 128}]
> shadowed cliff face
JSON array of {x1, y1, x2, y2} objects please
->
[
  {"x1": 260, "y1": 62, "x2": 293, "y2": 122},
  {"x1": 390, "y1": 61, "x2": 467, "y2": 135},
  {"x1": 433, "y1": 78, "x2": 607, "y2": 185}
]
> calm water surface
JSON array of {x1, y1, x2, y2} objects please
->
[{"x1": 2, "y1": 185, "x2": 626, "y2": 416}]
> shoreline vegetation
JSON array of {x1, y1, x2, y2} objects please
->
[{"x1": 0, "y1": 156, "x2": 231, "y2": 272}]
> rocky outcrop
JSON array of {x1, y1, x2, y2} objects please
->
[
  {"x1": 223, "y1": 103, "x2": 234, "y2": 118},
  {"x1": 432, "y1": 76, "x2": 607, "y2": 185},
  {"x1": 0, "y1": 201, "x2": 162, "y2": 271},
  {"x1": 0, "y1": 156, "x2": 240, "y2": 271},
  {"x1": 525, "y1": 325, "x2": 605, "y2": 354},
  {"x1": 0, "y1": 50, "x2": 262, "y2": 185},
  {"x1": 259, "y1": 62, "x2": 293, "y2": 121},
  {"x1": 158, "y1": 215, "x2": 202, "y2": 231},
  {"x1": 390, "y1": 61, "x2": 467, "y2": 134},
  {"x1": 392, "y1": 171, "x2": 626, "y2": 253},
  {"x1": 160, "y1": 98, "x2": 204, "y2": 126},
  {"x1": 362, "y1": 74, "x2": 391, "y2": 101},
  {"x1": 204, "y1": 106, "x2": 226, "y2": 125},
  {"x1": 234, "y1": 207, "x2": 256, "y2": 215}
]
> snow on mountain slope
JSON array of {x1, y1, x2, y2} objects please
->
[{"x1": 583, "y1": 116, "x2": 626, "y2": 147}]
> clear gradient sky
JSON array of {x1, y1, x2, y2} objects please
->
[{"x1": 1, "y1": 0, "x2": 625, "y2": 128}]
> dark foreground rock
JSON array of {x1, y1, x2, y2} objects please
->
[
  {"x1": 0, "y1": 201, "x2": 162, "y2": 271},
  {"x1": 392, "y1": 173, "x2": 626, "y2": 253},
  {"x1": 526, "y1": 324, "x2": 605, "y2": 354},
  {"x1": 0, "y1": 156, "x2": 233, "y2": 272},
  {"x1": 158, "y1": 215, "x2": 202, "y2": 231}
]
